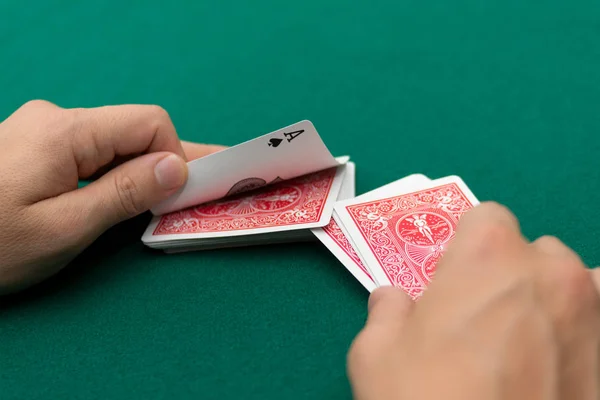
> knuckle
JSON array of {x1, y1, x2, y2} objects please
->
[
  {"x1": 17, "y1": 100, "x2": 75, "y2": 146},
  {"x1": 459, "y1": 202, "x2": 521, "y2": 250},
  {"x1": 555, "y1": 258, "x2": 591, "y2": 295},
  {"x1": 113, "y1": 173, "x2": 144, "y2": 217},
  {"x1": 474, "y1": 218, "x2": 516, "y2": 247},
  {"x1": 532, "y1": 238, "x2": 598, "y2": 319},
  {"x1": 148, "y1": 105, "x2": 171, "y2": 124},
  {"x1": 144, "y1": 105, "x2": 174, "y2": 139},
  {"x1": 20, "y1": 99, "x2": 57, "y2": 111},
  {"x1": 18, "y1": 100, "x2": 66, "y2": 126},
  {"x1": 533, "y1": 235, "x2": 580, "y2": 253},
  {"x1": 535, "y1": 235, "x2": 563, "y2": 248},
  {"x1": 546, "y1": 256, "x2": 597, "y2": 316},
  {"x1": 533, "y1": 235, "x2": 580, "y2": 260},
  {"x1": 475, "y1": 201, "x2": 516, "y2": 222},
  {"x1": 461, "y1": 202, "x2": 516, "y2": 231}
]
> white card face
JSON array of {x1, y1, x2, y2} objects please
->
[
  {"x1": 313, "y1": 173, "x2": 430, "y2": 291},
  {"x1": 334, "y1": 175, "x2": 478, "y2": 298},
  {"x1": 151, "y1": 120, "x2": 346, "y2": 215},
  {"x1": 142, "y1": 164, "x2": 348, "y2": 245}
]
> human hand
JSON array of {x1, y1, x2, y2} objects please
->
[
  {"x1": 348, "y1": 202, "x2": 600, "y2": 400},
  {"x1": 0, "y1": 100, "x2": 224, "y2": 295}
]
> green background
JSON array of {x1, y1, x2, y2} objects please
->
[{"x1": 1, "y1": 1, "x2": 600, "y2": 399}]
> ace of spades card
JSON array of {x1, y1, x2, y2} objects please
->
[{"x1": 151, "y1": 120, "x2": 348, "y2": 215}]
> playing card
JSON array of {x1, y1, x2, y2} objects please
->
[
  {"x1": 334, "y1": 176, "x2": 478, "y2": 299},
  {"x1": 151, "y1": 120, "x2": 347, "y2": 215},
  {"x1": 332, "y1": 174, "x2": 433, "y2": 286},
  {"x1": 314, "y1": 173, "x2": 430, "y2": 292},
  {"x1": 142, "y1": 164, "x2": 348, "y2": 248},
  {"x1": 311, "y1": 162, "x2": 377, "y2": 291},
  {"x1": 314, "y1": 219, "x2": 376, "y2": 291}
]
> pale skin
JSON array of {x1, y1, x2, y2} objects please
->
[
  {"x1": 2, "y1": 101, "x2": 600, "y2": 399},
  {"x1": 0, "y1": 100, "x2": 225, "y2": 294},
  {"x1": 348, "y1": 204, "x2": 600, "y2": 400}
]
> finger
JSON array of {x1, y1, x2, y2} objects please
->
[
  {"x1": 85, "y1": 142, "x2": 226, "y2": 181},
  {"x1": 530, "y1": 235, "x2": 591, "y2": 294},
  {"x1": 590, "y1": 268, "x2": 600, "y2": 294},
  {"x1": 42, "y1": 151, "x2": 187, "y2": 240},
  {"x1": 443, "y1": 202, "x2": 525, "y2": 267},
  {"x1": 531, "y1": 235, "x2": 580, "y2": 258},
  {"x1": 182, "y1": 141, "x2": 227, "y2": 160},
  {"x1": 69, "y1": 105, "x2": 186, "y2": 178},
  {"x1": 366, "y1": 286, "x2": 414, "y2": 332},
  {"x1": 347, "y1": 286, "x2": 413, "y2": 390}
]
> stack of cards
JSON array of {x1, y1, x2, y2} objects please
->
[
  {"x1": 314, "y1": 175, "x2": 479, "y2": 299},
  {"x1": 142, "y1": 121, "x2": 352, "y2": 251},
  {"x1": 142, "y1": 120, "x2": 480, "y2": 299}
]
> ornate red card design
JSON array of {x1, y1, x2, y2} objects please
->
[
  {"x1": 322, "y1": 219, "x2": 372, "y2": 280},
  {"x1": 344, "y1": 181, "x2": 476, "y2": 299},
  {"x1": 153, "y1": 167, "x2": 339, "y2": 235}
]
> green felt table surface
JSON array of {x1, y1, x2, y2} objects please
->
[{"x1": 1, "y1": 0, "x2": 600, "y2": 399}]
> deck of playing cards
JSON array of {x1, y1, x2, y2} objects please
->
[
  {"x1": 316, "y1": 174, "x2": 479, "y2": 299},
  {"x1": 142, "y1": 119, "x2": 480, "y2": 299},
  {"x1": 142, "y1": 121, "x2": 352, "y2": 251}
]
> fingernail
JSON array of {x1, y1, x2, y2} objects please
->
[{"x1": 155, "y1": 154, "x2": 186, "y2": 190}]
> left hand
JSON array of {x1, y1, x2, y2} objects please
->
[{"x1": 0, "y1": 100, "x2": 224, "y2": 295}]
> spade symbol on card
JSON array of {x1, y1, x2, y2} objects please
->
[{"x1": 268, "y1": 138, "x2": 283, "y2": 148}]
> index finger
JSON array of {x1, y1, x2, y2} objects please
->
[
  {"x1": 417, "y1": 202, "x2": 529, "y2": 316},
  {"x1": 182, "y1": 141, "x2": 227, "y2": 160},
  {"x1": 437, "y1": 202, "x2": 526, "y2": 275},
  {"x1": 69, "y1": 104, "x2": 186, "y2": 178}
]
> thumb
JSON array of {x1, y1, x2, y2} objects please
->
[
  {"x1": 13, "y1": 152, "x2": 186, "y2": 291},
  {"x1": 347, "y1": 286, "x2": 413, "y2": 391},
  {"x1": 366, "y1": 285, "x2": 414, "y2": 332},
  {"x1": 62, "y1": 151, "x2": 187, "y2": 235}
]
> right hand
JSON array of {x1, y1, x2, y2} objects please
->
[{"x1": 348, "y1": 202, "x2": 600, "y2": 400}]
